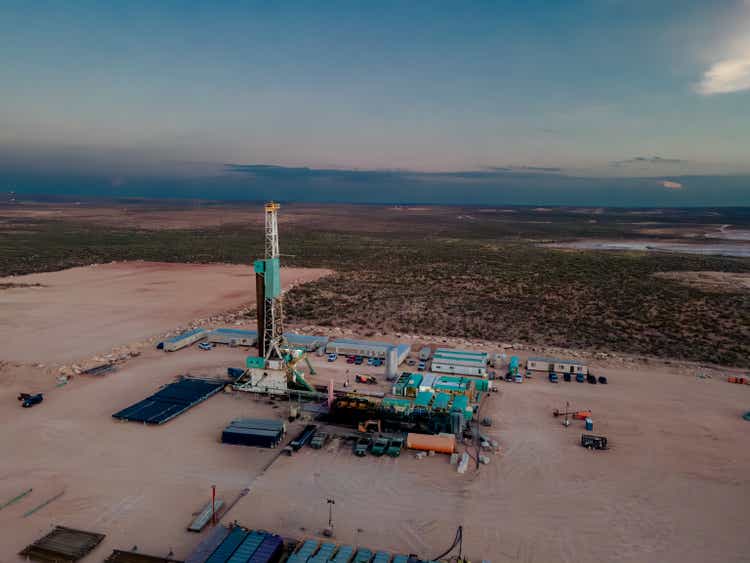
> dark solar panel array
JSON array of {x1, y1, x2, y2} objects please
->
[{"x1": 112, "y1": 378, "x2": 225, "y2": 425}]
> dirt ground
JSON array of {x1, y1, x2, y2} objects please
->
[
  {"x1": 0, "y1": 262, "x2": 330, "y2": 363},
  {"x1": 0, "y1": 347, "x2": 295, "y2": 561},
  {"x1": 1, "y1": 340, "x2": 749, "y2": 562}
]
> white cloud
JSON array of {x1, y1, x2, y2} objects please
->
[
  {"x1": 697, "y1": 55, "x2": 750, "y2": 94},
  {"x1": 661, "y1": 180, "x2": 683, "y2": 190},
  {"x1": 696, "y1": 4, "x2": 750, "y2": 95}
]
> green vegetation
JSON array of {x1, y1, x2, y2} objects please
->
[{"x1": 1, "y1": 209, "x2": 748, "y2": 366}]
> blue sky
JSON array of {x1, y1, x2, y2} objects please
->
[{"x1": 1, "y1": 1, "x2": 749, "y2": 205}]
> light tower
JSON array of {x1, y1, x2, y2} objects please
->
[{"x1": 255, "y1": 202, "x2": 285, "y2": 360}]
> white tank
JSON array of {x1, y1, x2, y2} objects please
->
[{"x1": 385, "y1": 346, "x2": 398, "y2": 381}]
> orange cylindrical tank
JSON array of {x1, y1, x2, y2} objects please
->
[
  {"x1": 728, "y1": 376, "x2": 737, "y2": 383},
  {"x1": 573, "y1": 410, "x2": 592, "y2": 420},
  {"x1": 406, "y1": 433, "x2": 456, "y2": 454}
]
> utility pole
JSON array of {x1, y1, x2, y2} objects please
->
[{"x1": 324, "y1": 498, "x2": 335, "y2": 537}]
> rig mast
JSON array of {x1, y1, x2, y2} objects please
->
[{"x1": 256, "y1": 201, "x2": 284, "y2": 360}]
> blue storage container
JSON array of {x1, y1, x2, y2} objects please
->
[
  {"x1": 585, "y1": 417, "x2": 593, "y2": 431},
  {"x1": 228, "y1": 531, "x2": 265, "y2": 563},
  {"x1": 248, "y1": 534, "x2": 284, "y2": 563},
  {"x1": 288, "y1": 539, "x2": 320, "y2": 563},
  {"x1": 206, "y1": 527, "x2": 249, "y2": 563},
  {"x1": 353, "y1": 548, "x2": 373, "y2": 563},
  {"x1": 330, "y1": 545, "x2": 354, "y2": 563},
  {"x1": 309, "y1": 542, "x2": 336, "y2": 563}
]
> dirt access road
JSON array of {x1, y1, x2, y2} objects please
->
[{"x1": 0, "y1": 261, "x2": 330, "y2": 363}]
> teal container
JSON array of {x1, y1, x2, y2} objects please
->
[
  {"x1": 474, "y1": 378, "x2": 489, "y2": 392},
  {"x1": 414, "y1": 390, "x2": 434, "y2": 408},
  {"x1": 381, "y1": 397, "x2": 412, "y2": 414},
  {"x1": 433, "y1": 392, "x2": 451, "y2": 411},
  {"x1": 246, "y1": 356, "x2": 265, "y2": 369}
]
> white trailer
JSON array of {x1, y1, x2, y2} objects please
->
[
  {"x1": 431, "y1": 361, "x2": 487, "y2": 378},
  {"x1": 208, "y1": 328, "x2": 258, "y2": 346},
  {"x1": 163, "y1": 328, "x2": 209, "y2": 352},
  {"x1": 526, "y1": 357, "x2": 589, "y2": 375},
  {"x1": 325, "y1": 339, "x2": 411, "y2": 363}
]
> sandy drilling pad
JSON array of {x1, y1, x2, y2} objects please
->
[{"x1": 0, "y1": 260, "x2": 749, "y2": 563}]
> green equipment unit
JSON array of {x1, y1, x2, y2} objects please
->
[
  {"x1": 246, "y1": 356, "x2": 266, "y2": 369},
  {"x1": 508, "y1": 356, "x2": 520, "y2": 376},
  {"x1": 451, "y1": 394, "x2": 473, "y2": 421},
  {"x1": 381, "y1": 397, "x2": 412, "y2": 414},
  {"x1": 392, "y1": 372, "x2": 411, "y2": 396},
  {"x1": 404, "y1": 373, "x2": 423, "y2": 398},
  {"x1": 432, "y1": 392, "x2": 452, "y2": 412},
  {"x1": 414, "y1": 390, "x2": 434, "y2": 409}
]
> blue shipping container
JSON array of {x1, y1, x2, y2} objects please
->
[
  {"x1": 206, "y1": 527, "x2": 249, "y2": 563},
  {"x1": 248, "y1": 534, "x2": 284, "y2": 563}
]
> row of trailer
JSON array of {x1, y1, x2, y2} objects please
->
[
  {"x1": 324, "y1": 339, "x2": 411, "y2": 364},
  {"x1": 159, "y1": 328, "x2": 329, "y2": 353}
]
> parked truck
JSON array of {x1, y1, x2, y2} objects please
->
[
  {"x1": 418, "y1": 346, "x2": 432, "y2": 361},
  {"x1": 370, "y1": 437, "x2": 390, "y2": 456},
  {"x1": 386, "y1": 437, "x2": 404, "y2": 457},
  {"x1": 581, "y1": 434, "x2": 608, "y2": 450},
  {"x1": 310, "y1": 432, "x2": 329, "y2": 449},
  {"x1": 354, "y1": 436, "x2": 372, "y2": 457}
]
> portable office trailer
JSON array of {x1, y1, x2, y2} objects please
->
[
  {"x1": 526, "y1": 357, "x2": 589, "y2": 375},
  {"x1": 434, "y1": 347, "x2": 489, "y2": 361},
  {"x1": 431, "y1": 352, "x2": 488, "y2": 369},
  {"x1": 431, "y1": 361, "x2": 487, "y2": 378},
  {"x1": 208, "y1": 328, "x2": 258, "y2": 346},
  {"x1": 164, "y1": 328, "x2": 209, "y2": 352},
  {"x1": 284, "y1": 333, "x2": 329, "y2": 351},
  {"x1": 324, "y1": 339, "x2": 411, "y2": 363}
]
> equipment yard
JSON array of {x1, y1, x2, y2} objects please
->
[
  {"x1": 1, "y1": 342, "x2": 748, "y2": 562},
  {"x1": 1, "y1": 202, "x2": 748, "y2": 562}
]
